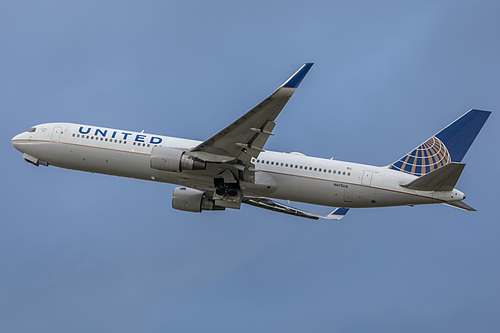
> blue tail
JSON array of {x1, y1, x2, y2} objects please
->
[{"x1": 389, "y1": 109, "x2": 491, "y2": 176}]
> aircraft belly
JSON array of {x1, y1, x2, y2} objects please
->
[
  {"x1": 265, "y1": 172, "x2": 338, "y2": 207},
  {"x1": 255, "y1": 170, "x2": 436, "y2": 209},
  {"x1": 32, "y1": 142, "x2": 164, "y2": 182},
  {"x1": 30, "y1": 141, "x2": 217, "y2": 191}
]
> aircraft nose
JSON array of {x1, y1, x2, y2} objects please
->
[{"x1": 11, "y1": 133, "x2": 23, "y2": 151}]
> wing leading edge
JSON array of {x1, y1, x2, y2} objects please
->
[{"x1": 190, "y1": 63, "x2": 313, "y2": 164}]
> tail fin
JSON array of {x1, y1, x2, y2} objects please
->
[{"x1": 389, "y1": 109, "x2": 491, "y2": 176}]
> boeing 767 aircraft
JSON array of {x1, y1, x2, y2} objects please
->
[{"x1": 11, "y1": 63, "x2": 491, "y2": 219}]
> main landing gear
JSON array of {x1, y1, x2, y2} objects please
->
[{"x1": 214, "y1": 178, "x2": 239, "y2": 197}]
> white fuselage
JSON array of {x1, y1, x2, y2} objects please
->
[{"x1": 11, "y1": 122, "x2": 466, "y2": 209}]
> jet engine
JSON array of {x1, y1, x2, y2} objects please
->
[
  {"x1": 172, "y1": 187, "x2": 225, "y2": 212},
  {"x1": 150, "y1": 146, "x2": 206, "y2": 172}
]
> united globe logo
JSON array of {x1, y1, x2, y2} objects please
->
[{"x1": 389, "y1": 136, "x2": 451, "y2": 177}]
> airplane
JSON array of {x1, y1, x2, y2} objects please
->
[{"x1": 11, "y1": 63, "x2": 491, "y2": 220}]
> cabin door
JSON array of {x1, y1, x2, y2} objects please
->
[
  {"x1": 51, "y1": 126, "x2": 62, "y2": 142},
  {"x1": 361, "y1": 170, "x2": 373, "y2": 186}
]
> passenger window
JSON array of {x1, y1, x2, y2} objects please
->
[
  {"x1": 266, "y1": 161, "x2": 269, "y2": 164},
  {"x1": 348, "y1": 172, "x2": 351, "y2": 176},
  {"x1": 343, "y1": 172, "x2": 346, "y2": 175},
  {"x1": 271, "y1": 162, "x2": 274, "y2": 165},
  {"x1": 314, "y1": 168, "x2": 317, "y2": 171},
  {"x1": 319, "y1": 168, "x2": 322, "y2": 172}
]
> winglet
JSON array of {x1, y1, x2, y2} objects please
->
[
  {"x1": 281, "y1": 63, "x2": 314, "y2": 89},
  {"x1": 325, "y1": 208, "x2": 350, "y2": 220}
]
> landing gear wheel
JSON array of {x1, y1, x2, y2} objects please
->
[
  {"x1": 216, "y1": 187, "x2": 227, "y2": 196},
  {"x1": 227, "y1": 183, "x2": 239, "y2": 196}
]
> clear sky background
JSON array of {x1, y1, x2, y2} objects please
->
[{"x1": 1, "y1": 1, "x2": 499, "y2": 332}]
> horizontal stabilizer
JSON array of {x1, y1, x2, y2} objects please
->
[
  {"x1": 401, "y1": 162, "x2": 465, "y2": 191},
  {"x1": 443, "y1": 201, "x2": 476, "y2": 211}
]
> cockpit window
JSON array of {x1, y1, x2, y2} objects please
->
[{"x1": 27, "y1": 127, "x2": 36, "y2": 133}]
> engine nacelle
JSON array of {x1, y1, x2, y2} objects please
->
[
  {"x1": 150, "y1": 146, "x2": 206, "y2": 172},
  {"x1": 172, "y1": 187, "x2": 225, "y2": 213}
]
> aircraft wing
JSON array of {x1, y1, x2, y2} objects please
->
[
  {"x1": 243, "y1": 197, "x2": 345, "y2": 220},
  {"x1": 190, "y1": 63, "x2": 313, "y2": 165}
]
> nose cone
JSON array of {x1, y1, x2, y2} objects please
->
[{"x1": 11, "y1": 133, "x2": 23, "y2": 151}]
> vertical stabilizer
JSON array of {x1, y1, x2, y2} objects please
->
[{"x1": 389, "y1": 109, "x2": 491, "y2": 176}]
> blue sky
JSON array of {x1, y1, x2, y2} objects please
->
[{"x1": 1, "y1": 1, "x2": 499, "y2": 332}]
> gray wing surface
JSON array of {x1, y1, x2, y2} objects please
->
[
  {"x1": 243, "y1": 197, "x2": 342, "y2": 220},
  {"x1": 190, "y1": 63, "x2": 313, "y2": 165}
]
